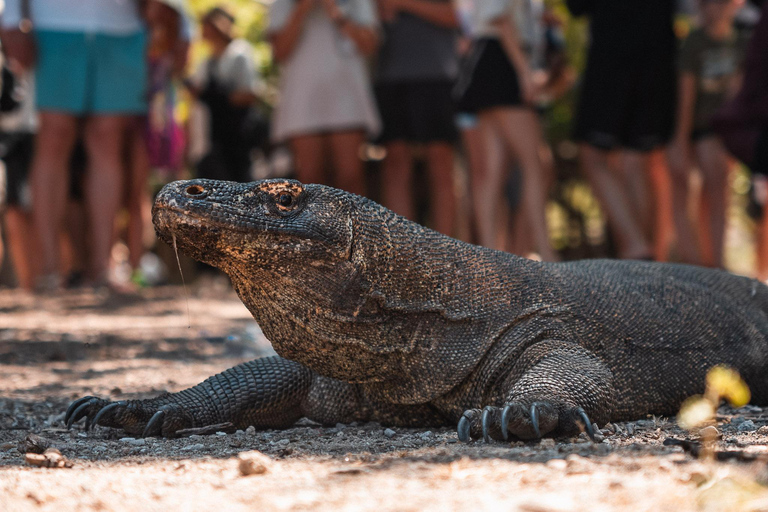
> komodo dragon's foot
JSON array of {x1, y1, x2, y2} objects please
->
[
  {"x1": 456, "y1": 401, "x2": 597, "y2": 443},
  {"x1": 65, "y1": 396, "x2": 195, "y2": 437}
]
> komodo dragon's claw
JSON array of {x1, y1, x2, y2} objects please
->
[
  {"x1": 91, "y1": 402, "x2": 124, "y2": 430},
  {"x1": 66, "y1": 397, "x2": 104, "y2": 429},
  {"x1": 482, "y1": 407, "x2": 492, "y2": 443},
  {"x1": 65, "y1": 396, "x2": 97, "y2": 424},
  {"x1": 575, "y1": 408, "x2": 596, "y2": 441},
  {"x1": 457, "y1": 415, "x2": 471, "y2": 443},
  {"x1": 529, "y1": 403, "x2": 542, "y2": 439},
  {"x1": 142, "y1": 410, "x2": 165, "y2": 438}
]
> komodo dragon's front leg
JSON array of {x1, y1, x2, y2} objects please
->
[
  {"x1": 458, "y1": 341, "x2": 617, "y2": 442},
  {"x1": 65, "y1": 356, "x2": 370, "y2": 437}
]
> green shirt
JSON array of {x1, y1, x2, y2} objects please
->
[{"x1": 678, "y1": 27, "x2": 749, "y2": 133}]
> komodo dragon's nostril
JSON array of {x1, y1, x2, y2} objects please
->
[{"x1": 185, "y1": 184, "x2": 206, "y2": 196}]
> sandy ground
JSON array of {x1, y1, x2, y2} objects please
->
[{"x1": 1, "y1": 282, "x2": 768, "y2": 512}]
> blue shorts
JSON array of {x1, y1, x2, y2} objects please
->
[{"x1": 35, "y1": 30, "x2": 147, "y2": 115}]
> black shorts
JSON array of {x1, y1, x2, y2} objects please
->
[
  {"x1": 375, "y1": 80, "x2": 457, "y2": 144},
  {"x1": 454, "y1": 38, "x2": 522, "y2": 114},
  {"x1": 754, "y1": 124, "x2": 768, "y2": 176},
  {"x1": 573, "y1": 54, "x2": 676, "y2": 152},
  {"x1": 0, "y1": 132, "x2": 34, "y2": 208}
]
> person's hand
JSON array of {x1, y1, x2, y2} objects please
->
[
  {"x1": 377, "y1": 0, "x2": 402, "y2": 22},
  {"x1": 518, "y1": 71, "x2": 536, "y2": 106}
]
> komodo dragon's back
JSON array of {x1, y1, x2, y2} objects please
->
[{"x1": 64, "y1": 179, "x2": 768, "y2": 442}]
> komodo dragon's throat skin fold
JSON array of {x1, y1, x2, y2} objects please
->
[{"x1": 66, "y1": 179, "x2": 768, "y2": 441}]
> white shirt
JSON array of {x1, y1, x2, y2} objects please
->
[
  {"x1": 268, "y1": 0, "x2": 381, "y2": 142},
  {"x1": 2, "y1": 0, "x2": 143, "y2": 34},
  {"x1": 470, "y1": 0, "x2": 545, "y2": 67},
  {"x1": 190, "y1": 39, "x2": 261, "y2": 94}
]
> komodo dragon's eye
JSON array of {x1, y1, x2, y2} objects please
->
[{"x1": 277, "y1": 194, "x2": 293, "y2": 207}]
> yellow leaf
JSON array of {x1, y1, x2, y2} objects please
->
[{"x1": 706, "y1": 366, "x2": 751, "y2": 407}]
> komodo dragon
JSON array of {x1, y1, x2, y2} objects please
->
[{"x1": 66, "y1": 179, "x2": 768, "y2": 442}]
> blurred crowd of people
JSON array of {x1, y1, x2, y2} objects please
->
[{"x1": 0, "y1": 0, "x2": 766, "y2": 293}]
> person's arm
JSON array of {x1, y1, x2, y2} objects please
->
[
  {"x1": 270, "y1": 0, "x2": 316, "y2": 63},
  {"x1": 321, "y1": 0, "x2": 379, "y2": 56},
  {"x1": 379, "y1": 0, "x2": 458, "y2": 28},
  {"x1": 493, "y1": 15, "x2": 534, "y2": 104}
]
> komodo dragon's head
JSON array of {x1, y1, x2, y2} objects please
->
[{"x1": 153, "y1": 178, "x2": 510, "y2": 404}]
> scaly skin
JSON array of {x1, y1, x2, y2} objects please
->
[{"x1": 66, "y1": 179, "x2": 768, "y2": 441}]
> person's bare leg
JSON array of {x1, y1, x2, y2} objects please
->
[
  {"x1": 126, "y1": 121, "x2": 151, "y2": 271},
  {"x1": 621, "y1": 150, "x2": 654, "y2": 242},
  {"x1": 492, "y1": 108, "x2": 556, "y2": 261},
  {"x1": 460, "y1": 123, "x2": 488, "y2": 245},
  {"x1": 30, "y1": 112, "x2": 79, "y2": 286},
  {"x1": 649, "y1": 150, "x2": 674, "y2": 262},
  {"x1": 473, "y1": 113, "x2": 506, "y2": 250},
  {"x1": 666, "y1": 146, "x2": 701, "y2": 265},
  {"x1": 580, "y1": 144, "x2": 650, "y2": 259},
  {"x1": 425, "y1": 142, "x2": 456, "y2": 236},
  {"x1": 290, "y1": 134, "x2": 326, "y2": 186},
  {"x1": 83, "y1": 115, "x2": 128, "y2": 284},
  {"x1": 328, "y1": 130, "x2": 366, "y2": 196},
  {"x1": 3, "y1": 207, "x2": 38, "y2": 290},
  {"x1": 695, "y1": 137, "x2": 731, "y2": 269},
  {"x1": 381, "y1": 140, "x2": 414, "y2": 219}
]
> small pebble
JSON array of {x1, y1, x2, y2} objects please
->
[
  {"x1": 181, "y1": 443, "x2": 205, "y2": 451},
  {"x1": 756, "y1": 426, "x2": 768, "y2": 435},
  {"x1": 238, "y1": 450, "x2": 271, "y2": 476},
  {"x1": 626, "y1": 423, "x2": 636, "y2": 435},
  {"x1": 383, "y1": 428, "x2": 396, "y2": 439},
  {"x1": 277, "y1": 438, "x2": 290, "y2": 446},
  {"x1": 540, "y1": 439, "x2": 556, "y2": 448},
  {"x1": 335, "y1": 423, "x2": 346, "y2": 430},
  {"x1": 119, "y1": 437, "x2": 136, "y2": 443},
  {"x1": 698, "y1": 425, "x2": 720, "y2": 439},
  {"x1": 235, "y1": 430, "x2": 245, "y2": 436},
  {"x1": 215, "y1": 432, "x2": 227, "y2": 436},
  {"x1": 420, "y1": 431, "x2": 432, "y2": 439},
  {"x1": 245, "y1": 426, "x2": 256, "y2": 436},
  {"x1": 737, "y1": 420, "x2": 757, "y2": 432},
  {"x1": 731, "y1": 417, "x2": 747, "y2": 426}
]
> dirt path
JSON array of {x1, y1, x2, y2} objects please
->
[{"x1": 1, "y1": 284, "x2": 767, "y2": 511}]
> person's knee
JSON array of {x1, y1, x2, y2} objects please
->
[{"x1": 37, "y1": 115, "x2": 78, "y2": 154}]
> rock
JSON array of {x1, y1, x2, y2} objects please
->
[
  {"x1": 698, "y1": 425, "x2": 720, "y2": 439},
  {"x1": 277, "y1": 438, "x2": 290, "y2": 446},
  {"x1": 731, "y1": 417, "x2": 747, "y2": 426},
  {"x1": 539, "y1": 438, "x2": 556, "y2": 448},
  {"x1": 335, "y1": 423, "x2": 346, "y2": 430},
  {"x1": 737, "y1": 420, "x2": 757, "y2": 432},
  {"x1": 626, "y1": 423, "x2": 636, "y2": 435},
  {"x1": 238, "y1": 450, "x2": 272, "y2": 476},
  {"x1": 756, "y1": 426, "x2": 768, "y2": 435},
  {"x1": 245, "y1": 426, "x2": 256, "y2": 436},
  {"x1": 119, "y1": 437, "x2": 137, "y2": 443},
  {"x1": 180, "y1": 443, "x2": 205, "y2": 451},
  {"x1": 420, "y1": 431, "x2": 432, "y2": 439},
  {"x1": 383, "y1": 428, "x2": 396, "y2": 439},
  {"x1": 215, "y1": 432, "x2": 227, "y2": 436},
  {"x1": 25, "y1": 448, "x2": 73, "y2": 469},
  {"x1": 19, "y1": 434, "x2": 52, "y2": 454}
]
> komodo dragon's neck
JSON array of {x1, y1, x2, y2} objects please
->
[{"x1": 229, "y1": 196, "x2": 546, "y2": 404}]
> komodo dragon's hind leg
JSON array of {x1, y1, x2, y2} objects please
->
[
  {"x1": 65, "y1": 356, "x2": 369, "y2": 437},
  {"x1": 457, "y1": 340, "x2": 617, "y2": 442}
]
